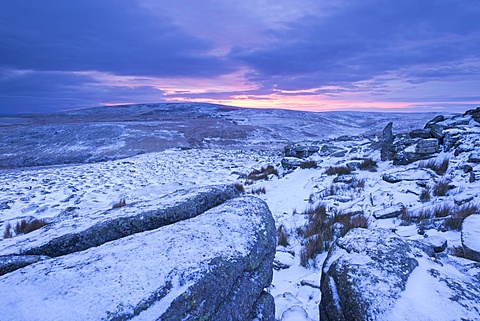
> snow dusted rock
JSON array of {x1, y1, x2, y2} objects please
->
[
  {"x1": 0, "y1": 184, "x2": 240, "y2": 273},
  {"x1": 284, "y1": 144, "x2": 319, "y2": 159},
  {"x1": 320, "y1": 228, "x2": 480, "y2": 321},
  {"x1": 462, "y1": 214, "x2": 480, "y2": 262},
  {"x1": 382, "y1": 173, "x2": 402, "y2": 183},
  {"x1": 421, "y1": 235, "x2": 447, "y2": 253},
  {"x1": 415, "y1": 138, "x2": 440, "y2": 154},
  {"x1": 373, "y1": 204, "x2": 404, "y2": 219},
  {"x1": 0, "y1": 196, "x2": 276, "y2": 321},
  {"x1": 281, "y1": 157, "x2": 303, "y2": 170},
  {"x1": 0, "y1": 254, "x2": 49, "y2": 276},
  {"x1": 409, "y1": 129, "x2": 432, "y2": 139},
  {"x1": 280, "y1": 306, "x2": 314, "y2": 321},
  {"x1": 430, "y1": 124, "x2": 444, "y2": 139},
  {"x1": 424, "y1": 115, "x2": 445, "y2": 129},
  {"x1": 381, "y1": 122, "x2": 395, "y2": 161},
  {"x1": 320, "y1": 228, "x2": 429, "y2": 321},
  {"x1": 468, "y1": 152, "x2": 480, "y2": 163}
]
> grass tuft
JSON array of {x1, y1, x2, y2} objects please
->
[
  {"x1": 300, "y1": 204, "x2": 367, "y2": 267},
  {"x1": 420, "y1": 158, "x2": 450, "y2": 176},
  {"x1": 444, "y1": 203, "x2": 478, "y2": 230},
  {"x1": 325, "y1": 165, "x2": 352, "y2": 176},
  {"x1": 12, "y1": 218, "x2": 47, "y2": 237},
  {"x1": 3, "y1": 222, "x2": 12, "y2": 239},
  {"x1": 234, "y1": 183, "x2": 245, "y2": 194},
  {"x1": 250, "y1": 187, "x2": 266, "y2": 195},
  {"x1": 432, "y1": 178, "x2": 451, "y2": 196},
  {"x1": 399, "y1": 203, "x2": 478, "y2": 230},
  {"x1": 299, "y1": 160, "x2": 318, "y2": 169},
  {"x1": 419, "y1": 187, "x2": 431, "y2": 203},
  {"x1": 112, "y1": 198, "x2": 127, "y2": 209},
  {"x1": 277, "y1": 224, "x2": 289, "y2": 247},
  {"x1": 358, "y1": 158, "x2": 377, "y2": 172},
  {"x1": 244, "y1": 165, "x2": 279, "y2": 181}
]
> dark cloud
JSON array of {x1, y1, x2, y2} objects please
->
[
  {"x1": 231, "y1": 0, "x2": 480, "y2": 90},
  {"x1": 0, "y1": 69, "x2": 164, "y2": 114},
  {"x1": 0, "y1": 0, "x2": 235, "y2": 78}
]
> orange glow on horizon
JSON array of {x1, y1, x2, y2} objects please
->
[{"x1": 164, "y1": 93, "x2": 417, "y2": 112}]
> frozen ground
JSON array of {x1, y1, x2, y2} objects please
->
[{"x1": 1, "y1": 104, "x2": 478, "y2": 320}]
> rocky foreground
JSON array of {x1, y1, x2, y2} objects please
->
[{"x1": 1, "y1": 107, "x2": 480, "y2": 320}]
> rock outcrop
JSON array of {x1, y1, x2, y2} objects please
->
[
  {"x1": 462, "y1": 214, "x2": 480, "y2": 262},
  {"x1": 284, "y1": 144, "x2": 319, "y2": 159},
  {"x1": 0, "y1": 195, "x2": 276, "y2": 321},
  {"x1": 0, "y1": 184, "x2": 240, "y2": 274},
  {"x1": 320, "y1": 228, "x2": 480, "y2": 321},
  {"x1": 380, "y1": 122, "x2": 394, "y2": 161}
]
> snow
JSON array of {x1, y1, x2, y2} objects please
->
[
  {"x1": 380, "y1": 256, "x2": 480, "y2": 321},
  {"x1": 0, "y1": 197, "x2": 264, "y2": 320},
  {"x1": 1, "y1": 106, "x2": 480, "y2": 320}
]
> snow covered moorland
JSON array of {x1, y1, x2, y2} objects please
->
[{"x1": 1, "y1": 104, "x2": 480, "y2": 320}]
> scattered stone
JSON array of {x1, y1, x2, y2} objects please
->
[
  {"x1": 284, "y1": 144, "x2": 319, "y2": 159},
  {"x1": 462, "y1": 164, "x2": 473, "y2": 173},
  {"x1": 409, "y1": 129, "x2": 432, "y2": 139},
  {"x1": 415, "y1": 138, "x2": 440, "y2": 154},
  {"x1": 0, "y1": 201, "x2": 11, "y2": 210},
  {"x1": 299, "y1": 280, "x2": 320, "y2": 289},
  {"x1": 422, "y1": 235, "x2": 447, "y2": 253},
  {"x1": 281, "y1": 306, "x2": 313, "y2": 321},
  {"x1": 424, "y1": 115, "x2": 445, "y2": 129},
  {"x1": 281, "y1": 157, "x2": 302, "y2": 170},
  {"x1": 373, "y1": 204, "x2": 404, "y2": 219},
  {"x1": 331, "y1": 150, "x2": 348, "y2": 158},
  {"x1": 273, "y1": 260, "x2": 290, "y2": 270},
  {"x1": 469, "y1": 171, "x2": 476, "y2": 183},
  {"x1": 462, "y1": 214, "x2": 480, "y2": 262},
  {"x1": 346, "y1": 161, "x2": 360, "y2": 170},
  {"x1": 430, "y1": 124, "x2": 444, "y2": 139},
  {"x1": 454, "y1": 195, "x2": 474, "y2": 206},
  {"x1": 382, "y1": 174, "x2": 402, "y2": 183},
  {"x1": 468, "y1": 153, "x2": 480, "y2": 163},
  {"x1": 333, "y1": 175, "x2": 355, "y2": 184},
  {"x1": 381, "y1": 122, "x2": 395, "y2": 161}
]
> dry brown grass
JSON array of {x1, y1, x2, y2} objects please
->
[
  {"x1": 420, "y1": 158, "x2": 450, "y2": 176},
  {"x1": 112, "y1": 198, "x2": 127, "y2": 209},
  {"x1": 300, "y1": 204, "x2": 367, "y2": 267},
  {"x1": 3, "y1": 222, "x2": 12, "y2": 239},
  {"x1": 234, "y1": 183, "x2": 245, "y2": 193},
  {"x1": 250, "y1": 187, "x2": 266, "y2": 195},
  {"x1": 325, "y1": 165, "x2": 352, "y2": 176},
  {"x1": 433, "y1": 179, "x2": 451, "y2": 196},
  {"x1": 299, "y1": 160, "x2": 318, "y2": 169},
  {"x1": 242, "y1": 165, "x2": 279, "y2": 181},
  {"x1": 3, "y1": 218, "x2": 48, "y2": 238},
  {"x1": 277, "y1": 224, "x2": 289, "y2": 247},
  {"x1": 419, "y1": 187, "x2": 431, "y2": 203},
  {"x1": 358, "y1": 158, "x2": 377, "y2": 172},
  {"x1": 399, "y1": 203, "x2": 478, "y2": 231}
]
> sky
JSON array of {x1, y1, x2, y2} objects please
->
[{"x1": 1, "y1": 0, "x2": 479, "y2": 115}]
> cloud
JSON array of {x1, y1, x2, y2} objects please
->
[
  {"x1": 0, "y1": 69, "x2": 165, "y2": 114},
  {"x1": 230, "y1": 0, "x2": 480, "y2": 91},
  {"x1": 0, "y1": 0, "x2": 235, "y2": 78}
]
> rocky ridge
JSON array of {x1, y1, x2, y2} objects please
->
[{"x1": 0, "y1": 186, "x2": 276, "y2": 321}]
